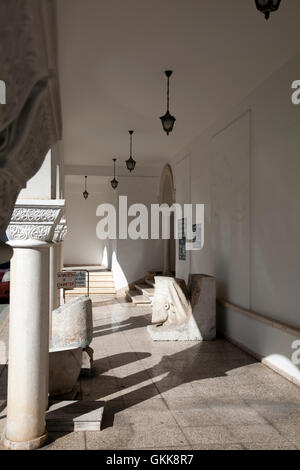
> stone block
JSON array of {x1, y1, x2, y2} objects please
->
[{"x1": 46, "y1": 400, "x2": 105, "y2": 432}]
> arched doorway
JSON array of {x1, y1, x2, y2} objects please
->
[{"x1": 158, "y1": 164, "x2": 176, "y2": 275}]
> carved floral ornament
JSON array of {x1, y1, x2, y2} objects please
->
[
  {"x1": 6, "y1": 201, "x2": 65, "y2": 245},
  {"x1": 53, "y1": 218, "x2": 67, "y2": 243}
]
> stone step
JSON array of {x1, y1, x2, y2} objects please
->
[
  {"x1": 64, "y1": 269, "x2": 114, "y2": 278},
  {"x1": 135, "y1": 284, "x2": 155, "y2": 298},
  {"x1": 144, "y1": 277, "x2": 155, "y2": 288},
  {"x1": 148, "y1": 270, "x2": 163, "y2": 277},
  {"x1": 127, "y1": 290, "x2": 151, "y2": 305},
  {"x1": 87, "y1": 275, "x2": 114, "y2": 282},
  {"x1": 88, "y1": 281, "x2": 115, "y2": 287},
  {"x1": 65, "y1": 287, "x2": 116, "y2": 294}
]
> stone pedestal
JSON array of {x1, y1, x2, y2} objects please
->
[
  {"x1": 188, "y1": 274, "x2": 216, "y2": 341},
  {"x1": 3, "y1": 200, "x2": 64, "y2": 450}
]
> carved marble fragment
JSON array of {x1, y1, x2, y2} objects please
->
[{"x1": 148, "y1": 274, "x2": 216, "y2": 341}]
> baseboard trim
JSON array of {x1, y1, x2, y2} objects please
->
[
  {"x1": 217, "y1": 298, "x2": 300, "y2": 337},
  {"x1": 220, "y1": 332, "x2": 300, "y2": 388}
]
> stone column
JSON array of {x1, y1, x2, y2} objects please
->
[
  {"x1": 50, "y1": 217, "x2": 67, "y2": 327},
  {"x1": 3, "y1": 200, "x2": 64, "y2": 450},
  {"x1": 48, "y1": 216, "x2": 65, "y2": 395},
  {"x1": 50, "y1": 219, "x2": 66, "y2": 307},
  {"x1": 49, "y1": 244, "x2": 59, "y2": 315}
]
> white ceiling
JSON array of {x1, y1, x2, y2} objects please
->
[{"x1": 57, "y1": 0, "x2": 300, "y2": 168}]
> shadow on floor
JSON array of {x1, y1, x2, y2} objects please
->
[
  {"x1": 97, "y1": 342, "x2": 256, "y2": 429},
  {"x1": 92, "y1": 315, "x2": 150, "y2": 338},
  {"x1": 0, "y1": 311, "x2": 258, "y2": 447}
]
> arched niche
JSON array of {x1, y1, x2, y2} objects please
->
[{"x1": 158, "y1": 164, "x2": 176, "y2": 275}]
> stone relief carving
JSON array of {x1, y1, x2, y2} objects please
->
[
  {"x1": 53, "y1": 217, "x2": 67, "y2": 243},
  {"x1": 6, "y1": 224, "x2": 52, "y2": 242},
  {"x1": 13, "y1": 208, "x2": 61, "y2": 224},
  {"x1": 151, "y1": 277, "x2": 192, "y2": 326}
]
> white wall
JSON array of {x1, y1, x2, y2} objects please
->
[
  {"x1": 63, "y1": 174, "x2": 163, "y2": 288},
  {"x1": 19, "y1": 151, "x2": 53, "y2": 200},
  {"x1": 63, "y1": 176, "x2": 113, "y2": 266},
  {"x1": 18, "y1": 144, "x2": 64, "y2": 200},
  {"x1": 172, "y1": 52, "x2": 300, "y2": 383},
  {"x1": 113, "y1": 176, "x2": 163, "y2": 290}
]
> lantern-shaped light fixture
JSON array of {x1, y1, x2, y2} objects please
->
[
  {"x1": 126, "y1": 130, "x2": 137, "y2": 173},
  {"x1": 83, "y1": 176, "x2": 89, "y2": 199},
  {"x1": 111, "y1": 158, "x2": 119, "y2": 190},
  {"x1": 255, "y1": 0, "x2": 281, "y2": 20},
  {"x1": 160, "y1": 70, "x2": 176, "y2": 135}
]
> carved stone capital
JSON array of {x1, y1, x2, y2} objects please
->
[
  {"x1": 53, "y1": 217, "x2": 67, "y2": 243},
  {"x1": 6, "y1": 200, "x2": 65, "y2": 247}
]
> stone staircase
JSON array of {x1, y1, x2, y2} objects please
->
[
  {"x1": 126, "y1": 271, "x2": 160, "y2": 306},
  {"x1": 64, "y1": 266, "x2": 116, "y2": 301}
]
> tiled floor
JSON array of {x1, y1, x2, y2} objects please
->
[{"x1": 1, "y1": 299, "x2": 300, "y2": 450}]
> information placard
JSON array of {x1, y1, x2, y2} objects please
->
[{"x1": 57, "y1": 271, "x2": 76, "y2": 290}]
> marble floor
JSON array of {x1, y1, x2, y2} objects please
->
[{"x1": 1, "y1": 298, "x2": 300, "y2": 450}]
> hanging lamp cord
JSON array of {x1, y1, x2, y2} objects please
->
[{"x1": 167, "y1": 75, "x2": 170, "y2": 112}]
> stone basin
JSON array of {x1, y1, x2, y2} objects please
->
[{"x1": 49, "y1": 345, "x2": 82, "y2": 397}]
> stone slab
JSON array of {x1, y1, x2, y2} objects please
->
[{"x1": 46, "y1": 400, "x2": 105, "y2": 432}]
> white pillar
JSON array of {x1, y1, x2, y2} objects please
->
[
  {"x1": 4, "y1": 243, "x2": 50, "y2": 449},
  {"x1": 4, "y1": 200, "x2": 65, "y2": 450},
  {"x1": 49, "y1": 244, "x2": 59, "y2": 316},
  {"x1": 53, "y1": 217, "x2": 67, "y2": 307}
]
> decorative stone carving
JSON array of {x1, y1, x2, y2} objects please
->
[
  {"x1": 6, "y1": 200, "x2": 65, "y2": 245},
  {"x1": 147, "y1": 274, "x2": 216, "y2": 341},
  {"x1": 59, "y1": 218, "x2": 68, "y2": 242},
  {"x1": 53, "y1": 217, "x2": 67, "y2": 243},
  {"x1": 151, "y1": 277, "x2": 191, "y2": 325}
]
